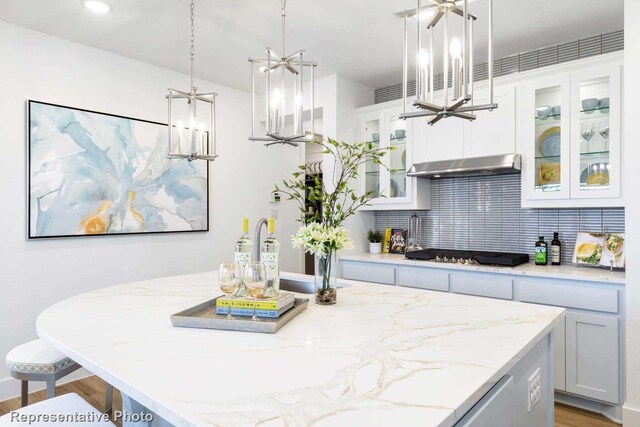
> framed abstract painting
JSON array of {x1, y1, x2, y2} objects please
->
[{"x1": 28, "y1": 100, "x2": 209, "y2": 239}]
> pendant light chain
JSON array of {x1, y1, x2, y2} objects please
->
[
  {"x1": 281, "y1": 0, "x2": 286, "y2": 55},
  {"x1": 190, "y1": 0, "x2": 195, "y2": 89}
]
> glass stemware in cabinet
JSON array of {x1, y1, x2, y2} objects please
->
[
  {"x1": 578, "y1": 76, "x2": 611, "y2": 190},
  {"x1": 218, "y1": 262, "x2": 240, "y2": 320},
  {"x1": 244, "y1": 262, "x2": 266, "y2": 321}
]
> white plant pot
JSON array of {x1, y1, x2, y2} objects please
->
[{"x1": 369, "y1": 242, "x2": 382, "y2": 254}]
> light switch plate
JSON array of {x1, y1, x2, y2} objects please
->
[{"x1": 528, "y1": 368, "x2": 542, "y2": 412}]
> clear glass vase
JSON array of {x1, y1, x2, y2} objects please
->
[{"x1": 315, "y1": 250, "x2": 337, "y2": 305}]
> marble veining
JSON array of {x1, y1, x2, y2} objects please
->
[
  {"x1": 37, "y1": 271, "x2": 563, "y2": 427},
  {"x1": 340, "y1": 252, "x2": 626, "y2": 284}
]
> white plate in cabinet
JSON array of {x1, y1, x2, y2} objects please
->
[
  {"x1": 517, "y1": 279, "x2": 618, "y2": 314},
  {"x1": 397, "y1": 266, "x2": 449, "y2": 292},
  {"x1": 450, "y1": 273, "x2": 514, "y2": 300},
  {"x1": 341, "y1": 261, "x2": 395, "y2": 285},
  {"x1": 565, "y1": 311, "x2": 619, "y2": 404}
]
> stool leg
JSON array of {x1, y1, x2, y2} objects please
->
[
  {"x1": 45, "y1": 378, "x2": 55, "y2": 399},
  {"x1": 105, "y1": 383, "x2": 113, "y2": 417},
  {"x1": 20, "y1": 381, "x2": 28, "y2": 407}
]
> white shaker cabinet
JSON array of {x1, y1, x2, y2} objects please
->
[
  {"x1": 565, "y1": 311, "x2": 620, "y2": 404},
  {"x1": 464, "y1": 84, "x2": 517, "y2": 158}
]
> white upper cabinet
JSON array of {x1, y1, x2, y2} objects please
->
[
  {"x1": 411, "y1": 83, "x2": 518, "y2": 164},
  {"x1": 465, "y1": 84, "x2": 517, "y2": 158},
  {"x1": 520, "y1": 62, "x2": 622, "y2": 207},
  {"x1": 356, "y1": 101, "x2": 429, "y2": 211}
]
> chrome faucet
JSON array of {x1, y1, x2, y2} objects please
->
[{"x1": 254, "y1": 218, "x2": 268, "y2": 261}]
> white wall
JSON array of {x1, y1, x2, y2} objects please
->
[
  {"x1": 624, "y1": 2, "x2": 640, "y2": 424},
  {"x1": 0, "y1": 20, "x2": 301, "y2": 399}
]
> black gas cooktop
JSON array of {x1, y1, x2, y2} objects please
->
[{"x1": 405, "y1": 248, "x2": 530, "y2": 267}]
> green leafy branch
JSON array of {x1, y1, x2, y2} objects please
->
[{"x1": 274, "y1": 138, "x2": 393, "y2": 228}]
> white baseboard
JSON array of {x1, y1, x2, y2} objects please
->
[
  {"x1": 623, "y1": 403, "x2": 640, "y2": 426},
  {"x1": 0, "y1": 368, "x2": 91, "y2": 402}
]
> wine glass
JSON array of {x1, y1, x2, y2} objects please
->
[
  {"x1": 244, "y1": 262, "x2": 266, "y2": 321},
  {"x1": 581, "y1": 123, "x2": 595, "y2": 152},
  {"x1": 218, "y1": 262, "x2": 240, "y2": 319}
]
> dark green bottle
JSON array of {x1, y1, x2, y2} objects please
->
[
  {"x1": 535, "y1": 236, "x2": 548, "y2": 266},
  {"x1": 551, "y1": 232, "x2": 561, "y2": 265}
]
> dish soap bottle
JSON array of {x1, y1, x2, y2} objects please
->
[
  {"x1": 535, "y1": 236, "x2": 548, "y2": 266},
  {"x1": 551, "y1": 232, "x2": 561, "y2": 266},
  {"x1": 261, "y1": 217, "x2": 280, "y2": 298}
]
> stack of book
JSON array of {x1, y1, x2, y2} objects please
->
[{"x1": 215, "y1": 292, "x2": 295, "y2": 318}]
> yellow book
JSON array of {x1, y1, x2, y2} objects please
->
[
  {"x1": 216, "y1": 292, "x2": 294, "y2": 310},
  {"x1": 382, "y1": 228, "x2": 392, "y2": 253}
]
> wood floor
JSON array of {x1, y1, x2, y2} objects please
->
[{"x1": 0, "y1": 376, "x2": 620, "y2": 426}]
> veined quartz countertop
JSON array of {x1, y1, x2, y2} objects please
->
[
  {"x1": 340, "y1": 252, "x2": 626, "y2": 285},
  {"x1": 37, "y1": 271, "x2": 564, "y2": 427}
]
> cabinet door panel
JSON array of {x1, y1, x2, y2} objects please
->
[
  {"x1": 553, "y1": 317, "x2": 566, "y2": 391},
  {"x1": 565, "y1": 311, "x2": 619, "y2": 404},
  {"x1": 397, "y1": 266, "x2": 449, "y2": 292},
  {"x1": 450, "y1": 273, "x2": 513, "y2": 300},
  {"x1": 341, "y1": 261, "x2": 396, "y2": 285},
  {"x1": 465, "y1": 85, "x2": 516, "y2": 158},
  {"x1": 423, "y1": 116, "x2": 464, "y2": 162}
]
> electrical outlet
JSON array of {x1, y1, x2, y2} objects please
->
[
  {"x1": 270, "y1": 208, "x2": 279, "y2": 219},
  {"x1": 528, "y1": 368, "x2": 542, "y2": 412}
]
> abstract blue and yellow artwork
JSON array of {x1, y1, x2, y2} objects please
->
[{"x1": 28, "y1": 101, "x2": 208, "y2": 238}]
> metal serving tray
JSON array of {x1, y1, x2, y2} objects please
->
[{"x1": 170, "y1": 296, "x2": 309, "y2": 334}]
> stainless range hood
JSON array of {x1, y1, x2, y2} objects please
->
[{"x1": 407, "y1": 154, "x2": 522, "y2": 179}]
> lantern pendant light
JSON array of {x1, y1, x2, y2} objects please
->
[
  {"x1": 249, "y1": 0, "x2": 317, "y2": 147},
  {"x1": 166, "y1": 0, "x2": 218, "y2": 161},
  {"x1": 399, "y1": 0, "x2": 498, "y2": 125}
]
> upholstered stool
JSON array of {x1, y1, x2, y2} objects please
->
[
  {"x1": 6, "y1": 339, "x2": 113, "y2": 415},
  {"x1": 0, "y1": 392, "x2": 115, "y2": 426}
]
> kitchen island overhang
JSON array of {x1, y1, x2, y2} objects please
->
[{"x1": 36, "y1": 272, "x2": 564, "y2": 426}]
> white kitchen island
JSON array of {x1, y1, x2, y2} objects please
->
[{"x1": 36, "y1": 272, "x2": 564, "y2": 427}]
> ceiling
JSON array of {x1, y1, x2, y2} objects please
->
[{"x1": 0, "y1": 0, "x2": 623, "y2": 92}]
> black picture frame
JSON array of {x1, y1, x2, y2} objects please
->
[{"x1": 27, "y1": 100, "x2": 210, "y2": 239}]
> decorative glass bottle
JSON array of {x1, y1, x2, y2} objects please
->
[{"x1": 261, "y1": 217, "x2": 280, "y2": 298}]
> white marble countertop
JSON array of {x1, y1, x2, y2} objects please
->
[
  {"x1": 37, "y1": 271, "x2": 564, "y2": 427},
  {"x1": 340, "y1": 253, "x2": 626, "y2": 285}
]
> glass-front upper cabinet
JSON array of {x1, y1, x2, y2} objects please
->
[
  {"x1": 356, "y1": 101, "x2": 428, "y2": 210},
  {"x1": 570, "y1": 66, "x2": 621, "y2": 199},
  {"x1": 388, "y1": 114, "x2": 408, "y2": 201},
  {"x1": 522, "y1": 75, "x2": 571, "y2": 200},
  {"x1": 521, "y1": 64, "x2": 621, "y2": 207},
  {"x1": 359, "y1": 112, "x2": 383, "y2": 202}
]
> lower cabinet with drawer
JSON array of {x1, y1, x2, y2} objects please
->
[{"x1": 339, "y1": 258, "x2": 624, "y2": 416}]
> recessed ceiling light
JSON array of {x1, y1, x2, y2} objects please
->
[{"x1": 84, "y1": 1, "x2": 111, "y2": 14}]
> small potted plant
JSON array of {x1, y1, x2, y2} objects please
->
[{"x1": 368, "y1": 230, "x2": 383, "y2": 254}]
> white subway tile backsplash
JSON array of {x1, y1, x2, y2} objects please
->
[{"x1": 373, "y1": 175, "x2": 624, "y2": 264}]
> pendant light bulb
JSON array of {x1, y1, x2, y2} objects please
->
[{"x1": 449, "y1": 37, "x2": 462, "y2": 59}]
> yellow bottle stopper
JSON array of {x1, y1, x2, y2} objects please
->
[
  {"x1": 268, "y1": 217, "x2": 275, "y2": 233},
  {"x1": 242, "y1": 217, "x2": 249, "y2": 233}
]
